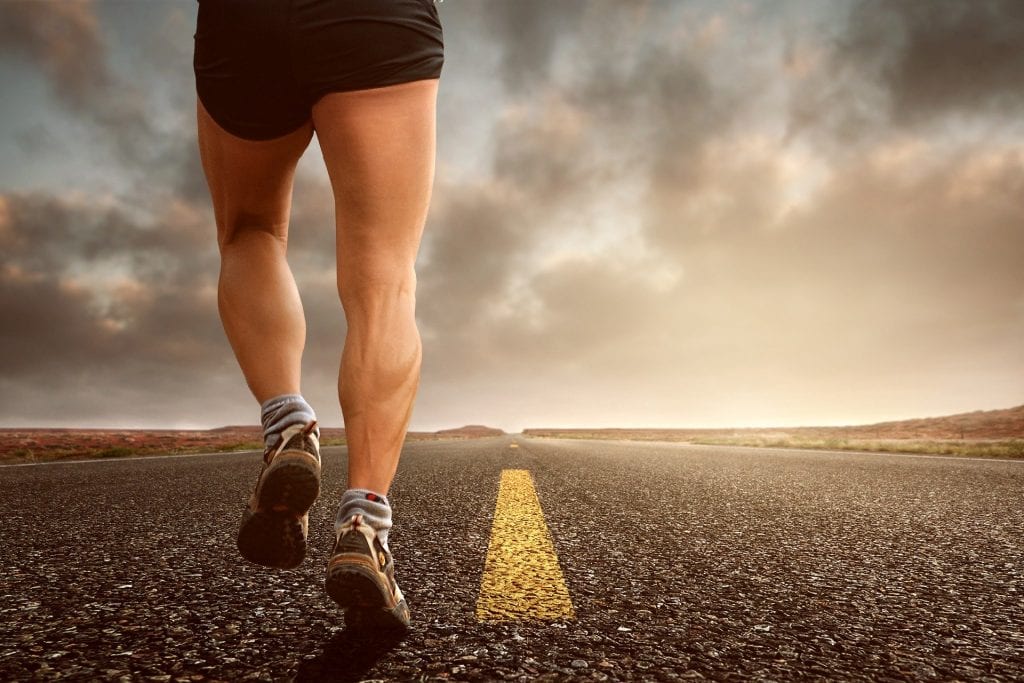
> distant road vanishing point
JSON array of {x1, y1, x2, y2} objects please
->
[{"x1": 2, "y1": 434, "x2": 1022, "y2": 681}]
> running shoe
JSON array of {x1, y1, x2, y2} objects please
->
[
  {"x1": 325, "y1": 512, "x2": 411, "y2": 632},
  {"x1": 237, "y1": 420, "x2": 321, "y2": 569}
]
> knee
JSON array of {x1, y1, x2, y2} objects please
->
[
  {"x1": 217, "y1": 213, "x2": 288, "y2": 252},
  {"x1": 337, "y1": 264, "x2": 418, "y2": 313}
]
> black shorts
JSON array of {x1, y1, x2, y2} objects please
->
[{"x1": 193, "y1": 0, "x2": 444, "y2": 141}]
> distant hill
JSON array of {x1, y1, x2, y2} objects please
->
[
  {"x1": 435, "y1": 424, "x2": 506, "y2": 438},
  {"x1": 836, "y1": 404, "x2": 1024, "y2": 440},
  {"x1": 523, "y1": 404, "x2": 1024, "y2": 440}
]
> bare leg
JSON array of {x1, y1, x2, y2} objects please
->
[
  {"x1": 195, "y1": 97, "x2": 315, "y2": 404},
  {"x1": 311, "y1": 79, "x2": 438, "y2": 495}
]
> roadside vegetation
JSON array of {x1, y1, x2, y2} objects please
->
[
  {"x1": 524, "y1": 405, "x2": 1024, "y2": 459},
  {"x1": 4, "y1": 440, "x2": 267, "y2": 464},
  {"x1": 0, "y1": 426, "x2": 492, "y2": 465},
  {"x1": 526, "y1": 431, "x2": 1024, "y2": 459},
  {"x1": 687, "y1": 436, "x2": 1024, "y2": 459}
]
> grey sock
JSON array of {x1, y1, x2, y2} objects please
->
[
  {"x1": 260, "y1": 393, "x2": 317, "y2": 452},
  {"x1": 336, "y1": 488, "x2": 393, "y2": 550}
]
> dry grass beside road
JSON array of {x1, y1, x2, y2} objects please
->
[
  {"x1": 0, "y1": 424, "x2": 505, "y2": 465},
  {"x1": 689, "y1": 436, "x2": 1024, "y2": 459},
  {"x1": 524, "y1": 404, "x2": 1024, "y2": 459},
  {"x1": 529, "y1": 431, "x2": 1023, "y2": 459}
]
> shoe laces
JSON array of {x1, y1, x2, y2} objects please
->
[
  {"x1": 338, "y1": 512, "x2": 361, "y2": 532},
  {"x1": 336, "y1": 513, "x2": 384, "y2": 547},
  {"x1": 264, "y1": 419, "x2": 320, "y2": 465}
]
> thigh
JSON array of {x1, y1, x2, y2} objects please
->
[
  {"x1": 311, "y1": 79, "x2": 439, "y2": 278},
  {"x1": 196, "y1": 96, "x2": 315, "y2": 247}
]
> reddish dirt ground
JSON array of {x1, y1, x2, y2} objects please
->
[{"x1": 0, "y1": 424, "x2": 506, "y2": 463}]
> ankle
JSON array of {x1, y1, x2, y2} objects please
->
[
  {"x1": 337, "y1": 487, "x2": 393, "y2": 548},
  {"x1": 261, "y1": 393, "x2": 317, "y2": 451}
]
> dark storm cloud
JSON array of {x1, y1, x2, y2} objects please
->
[
  {"x1": 0, "y1": 0, "x2": 153, "y2": 163},
  {"x1": 417, "y1": 1, "x2": 739, "y2": 376},
  {"x1": 620, "y1": 48, "x2": 743, "y2": 251},
  {"x1": 492, "y1": 255, "x2": 674, "y2": 370},
  {"x1": 645, "y1": 137, "x2": 783, "y2": 254},
  {"x1": 479, "y1": 0, "x2": 584, "y2": 93},
  {"x1": 778, "y1": 146, "x2": 1024, "y2": 303},
  {"x1": 0, "y1": 179, "x2": 340, "y2": 425},
  {"x1": 490, "y1": 101, "x2": 596, "y2": 206},
  {"x1": 417, "y1": 180, "x2": 536, "y2": 342},
  {"x1": 856, "y1": 0, "x2": 1024, "y2": 124},
  {"x1": 0, "y1": 1, "x2": 239, "y2": 425},
  {"x1": 1, "y1": 190, "x2": 212, "y2": 284},
  {"x1": 0, "y1": 0, "x2": 106, "y2": 109},
  {"x1": 0, "y1": 191, "x2": 225, "y2": 385},
  {"x1": 791, "y1": 0, "x2": 1024, "y2": 147},
  {"x1": 0, "y1": 269, "x2": 120, "y2": 375}
]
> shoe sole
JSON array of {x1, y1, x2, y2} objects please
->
[
  {"x1": 342, "y1": 601, "x2": 412, "y2": 633},
  {"x1": 237, "y1": 455, "x2": 320, "y2": 569},
  {"x1": 237, "y1": 508, "x2": 307, "y2": 569},
  {"x1": 325, "y1": 555, "x2": 411, "y2": 632}
]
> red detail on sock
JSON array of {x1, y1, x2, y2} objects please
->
[{"x1": 366, "y1": 493, "x2": 378, "y2": 501}]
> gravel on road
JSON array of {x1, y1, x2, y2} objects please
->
[{"x1": 1, "y1": 435, "x2": 1021, "y2": 681}]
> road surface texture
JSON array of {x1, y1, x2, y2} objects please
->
[{"x1": 1, "y1": 435, "x2": 1022, "y2": 682}]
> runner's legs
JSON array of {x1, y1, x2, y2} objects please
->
[
  {"x1": 311, "y1": 78, "x2": 439, "y2": 495},
  {"x1": 195, "y1": 96, "x2": 315, "y2": 404}
]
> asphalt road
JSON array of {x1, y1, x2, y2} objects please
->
[{"x1": 1, "y1": 435, "x2": 1022, "y2": 682}]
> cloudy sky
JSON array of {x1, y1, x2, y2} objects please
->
[{"x1": 1, "y1": 0, "x2": 1022, "y2": 432}]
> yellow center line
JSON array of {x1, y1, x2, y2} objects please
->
[{"x1": 475, "y1": 469, "x2": 576, "y2": 622}]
